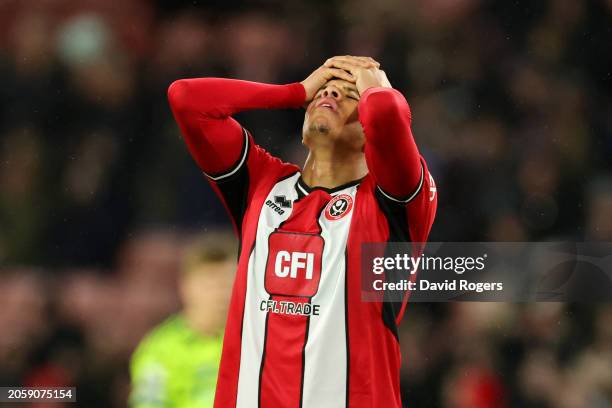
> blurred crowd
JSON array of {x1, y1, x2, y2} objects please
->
[{"x1": 0, "y1": 0, "x2": 611, "y2": 406}]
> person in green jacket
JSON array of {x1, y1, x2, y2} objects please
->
[{"x1": 129, "y1": 231, "x2": 236, "y2": 407}]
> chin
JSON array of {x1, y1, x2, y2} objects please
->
[{"x1": 310, "y1": 113, "x2": 339, "y2": 134}]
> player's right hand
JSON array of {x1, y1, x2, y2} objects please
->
[
  {"x1": 300, "y1": 65, "x2": 356, "y2": 104},
  {"x1": 324, "y1": 56, "x2": 389, "y2": 95}
]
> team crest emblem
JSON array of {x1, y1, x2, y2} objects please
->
[{"x1": 325, "y1": 194, "x2": 353, "y2": 221}]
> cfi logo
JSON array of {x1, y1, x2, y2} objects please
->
[{"x1": 325, "y1": 194, "x2": 353, "y2": 221}]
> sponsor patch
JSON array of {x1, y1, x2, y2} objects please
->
[{"x1": 265, "y1": 231, "x2": 323, "y2": 297}]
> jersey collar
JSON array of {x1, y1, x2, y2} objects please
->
[{"x1": 295, "y1": 175, "x2": 364, "y2": 199}]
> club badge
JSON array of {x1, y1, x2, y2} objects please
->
[{"x1": 325, "y1": 194, "x2": 353, "y2": 221}]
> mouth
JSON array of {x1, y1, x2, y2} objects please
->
[{"x1": 315, "y1": 97, "x2": 338, "y2": 112}]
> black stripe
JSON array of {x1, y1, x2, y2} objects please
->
[
  {"x1": 211, "y1": 132, "x2": 250, "y2": 233},
  {"x1": 215, "y1": 167, "x2": 249, "y2": 234},
  {"x1": 375, "y1": 188, "x2": 412, "y2": 341}
]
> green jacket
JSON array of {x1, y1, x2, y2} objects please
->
[{"x1": 129, "y1": 315, "x2": 223, "y2": 408}]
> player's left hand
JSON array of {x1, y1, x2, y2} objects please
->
[{"x1": 324, "y1": 56, "x2": 392, "y2": 95}]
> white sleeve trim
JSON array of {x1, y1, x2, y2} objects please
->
[
  {"x1": 203, "y1": 128, "x2": 249, "y2": 182},
  {"x1": 376, "y1": 162, "x2": 424, "y2": 204},
  {"x1": 297, "y1": 182, "x2": 309, "y2": 196}
]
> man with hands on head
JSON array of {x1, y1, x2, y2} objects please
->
[{"x1": 168, "y1": 55, "x2": 437, "y2": 408}]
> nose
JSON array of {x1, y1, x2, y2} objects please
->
[{"x1": 321, "y1": 85, "x2": 342, "y2": 100}]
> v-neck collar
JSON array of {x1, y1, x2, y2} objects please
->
[{"x1": 295, "y1": 175, "x2": 364, "y2": 197}]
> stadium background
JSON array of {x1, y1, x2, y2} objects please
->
[{"x1": 1, "y1": 0, "x2": 611, "y2": 406}]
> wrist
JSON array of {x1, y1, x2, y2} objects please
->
[
  {"x1": 287, "y1": 82, "x2": 307, "y2": 108},
  {"x1": 360, "y1": 86, "x2": 396, "y2": 98},
  {"x1": 357, "y1": 79, "x2": 383, "y2": 95}
]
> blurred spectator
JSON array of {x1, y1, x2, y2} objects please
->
[{"x1": 129, "y1": 230, "x2": 236, "y2": 407}]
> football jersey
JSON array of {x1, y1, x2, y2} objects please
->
[{"x1": 211, "y1": 128, "x2": 437, "y2": 408}]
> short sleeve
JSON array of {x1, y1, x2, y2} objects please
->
[
  {"x1": 374, "y1": 157, "x2": 437, "y2": 246},
  {"x1": 205, "y1": 127, "x2": 298, "y2": 235}
]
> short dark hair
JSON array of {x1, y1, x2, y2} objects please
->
[{"x1": 182, "y1": 229, "x2": 238, "y2": 274}]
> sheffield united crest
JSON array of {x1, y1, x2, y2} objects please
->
[{"x1": 324, "y1": 194, "x2": 353, "y2": 221}]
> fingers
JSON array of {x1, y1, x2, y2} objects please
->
[
  {"x1": 324, "y1": 55, "x2": 380, "y2": 69},
  {"x1": 322, "y1": 67, "x2": 355, "y2": 83},
  {"x1": 379, "y1": 70, "x2": 392, "y2": 88},
  {"x1": 325, "y1": 55, "x2": 379, "y2": 67},
  {"x1": 324, "y1": 59, "x2": 364, "y2": 77}
]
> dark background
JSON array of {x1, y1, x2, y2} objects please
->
[{"x1": 0, "y1": 0, "x2": 611, "y2": 406}]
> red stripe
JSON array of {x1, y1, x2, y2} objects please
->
[
  {"x1": 259, "y1": 190, "x2": 329, "y2": 407},
  {"x1": 214, "y1": 154, "x2": 299, "y2": 407},
  {"x1": 346, "y1": 176, "x2": 402, "y2": 408},
  {"x1": 279, "y1": 190, "x2": 329, "y2": 234},
  {"x1": 260, "y1": 296, "x2": 310, "y2": 408}
]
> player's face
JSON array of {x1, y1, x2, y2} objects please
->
[
  {"x1": 180, "y1": 260, "x2": 235, "y2": 330},
  {"x1": 303, "y1": 79, "x2": 364, "y2": 149}
]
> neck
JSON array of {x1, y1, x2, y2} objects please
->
[{"x1": 301, "y1": 146, "x2": 368, "y2": 189}]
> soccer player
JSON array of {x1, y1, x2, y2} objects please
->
[
  {"x1": 168, "y1": 55, "x2": 437, "y2": 408},
  {"x1": 129, "y1": 232, "x2": 236, "y2": 407}
]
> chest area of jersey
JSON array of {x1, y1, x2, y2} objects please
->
[{"x1": 254, "y1": 174, "x2": 356, "y2": 299}]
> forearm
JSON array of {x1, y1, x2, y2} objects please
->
[
  {"x1": 168, "y1": 78, "x2": 306, "y2": 117},
  {"x1": 167, "y1": 78, "x2": 305, "y2": 174},
  {"x1": 359, "y1": 87, "x2": 422, "y2": 199}
]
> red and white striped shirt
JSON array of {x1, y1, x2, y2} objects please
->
[{"x1": 169, "y1": 78, "x2": 437, "y2": 408}]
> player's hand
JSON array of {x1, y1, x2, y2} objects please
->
[
  {"x1": 300, "y1": 65, "x2": 356, "y2": 104},
  {"x1": 324, "y1": 56, "x2": 391, "y2": 95}
]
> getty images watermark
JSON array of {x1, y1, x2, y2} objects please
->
[
  {"x1": 361, "y1": 242, "x2": 612, "y2": 302},
  {"x1": 370, "y1": 252, "x2": 498, "y2": 293}
]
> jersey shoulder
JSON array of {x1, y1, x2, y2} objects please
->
[
  {"x1": 206, "y1": 127, "x2": 299, "y2": 185},
  {"x1": 360, "y1": 157, "x2": 437, "y2": 243}
]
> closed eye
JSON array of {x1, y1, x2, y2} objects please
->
[{"x1": 343, "y1": 87, "x2": 360, "y2": 100}]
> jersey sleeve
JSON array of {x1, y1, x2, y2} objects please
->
[
  {"x1": 168, "y1": 78, "x2": 305, "y2": 233},
  {"x1": 359, "y1": 87, "x2": 437, "y2": 245},
  {"x1": 405, "y1": 158, "x2": 437, "y2": 245},
  {"x1": 203, "y1": 127, "x2": 298, "y2": 234},
  {"x1": 373, "y1": 157, "x2": 437, "y2": 245}
]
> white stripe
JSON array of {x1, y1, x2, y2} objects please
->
[
  {"x1": 235, "y1": 248, "x2": 265, "y2": 408},
  {"x1": 301, "y1": 185, "x2": 355, "y2": 408},
  {"x1": 377, "y1": 162, "x2": 424, "y2": 203},
  {"x1": 236, "y1": 174, "x2": 300, "y2": 407},
  {"x1": 204, "y1": 128, "x2": 249, "y2": 181},
  {"x1": 297, "y1": 182, "x2": 309, "y2": 196},
  {"x1": 236, "y1": 175, "x2": 352, "y2": 407}
]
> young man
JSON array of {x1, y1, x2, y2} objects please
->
[
  {"x1": 130, "y1": 232, "x2": 236, "y2": 407},
  {"x1": 168, "y1": 56, "x2": 437, "y2": 408}
]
